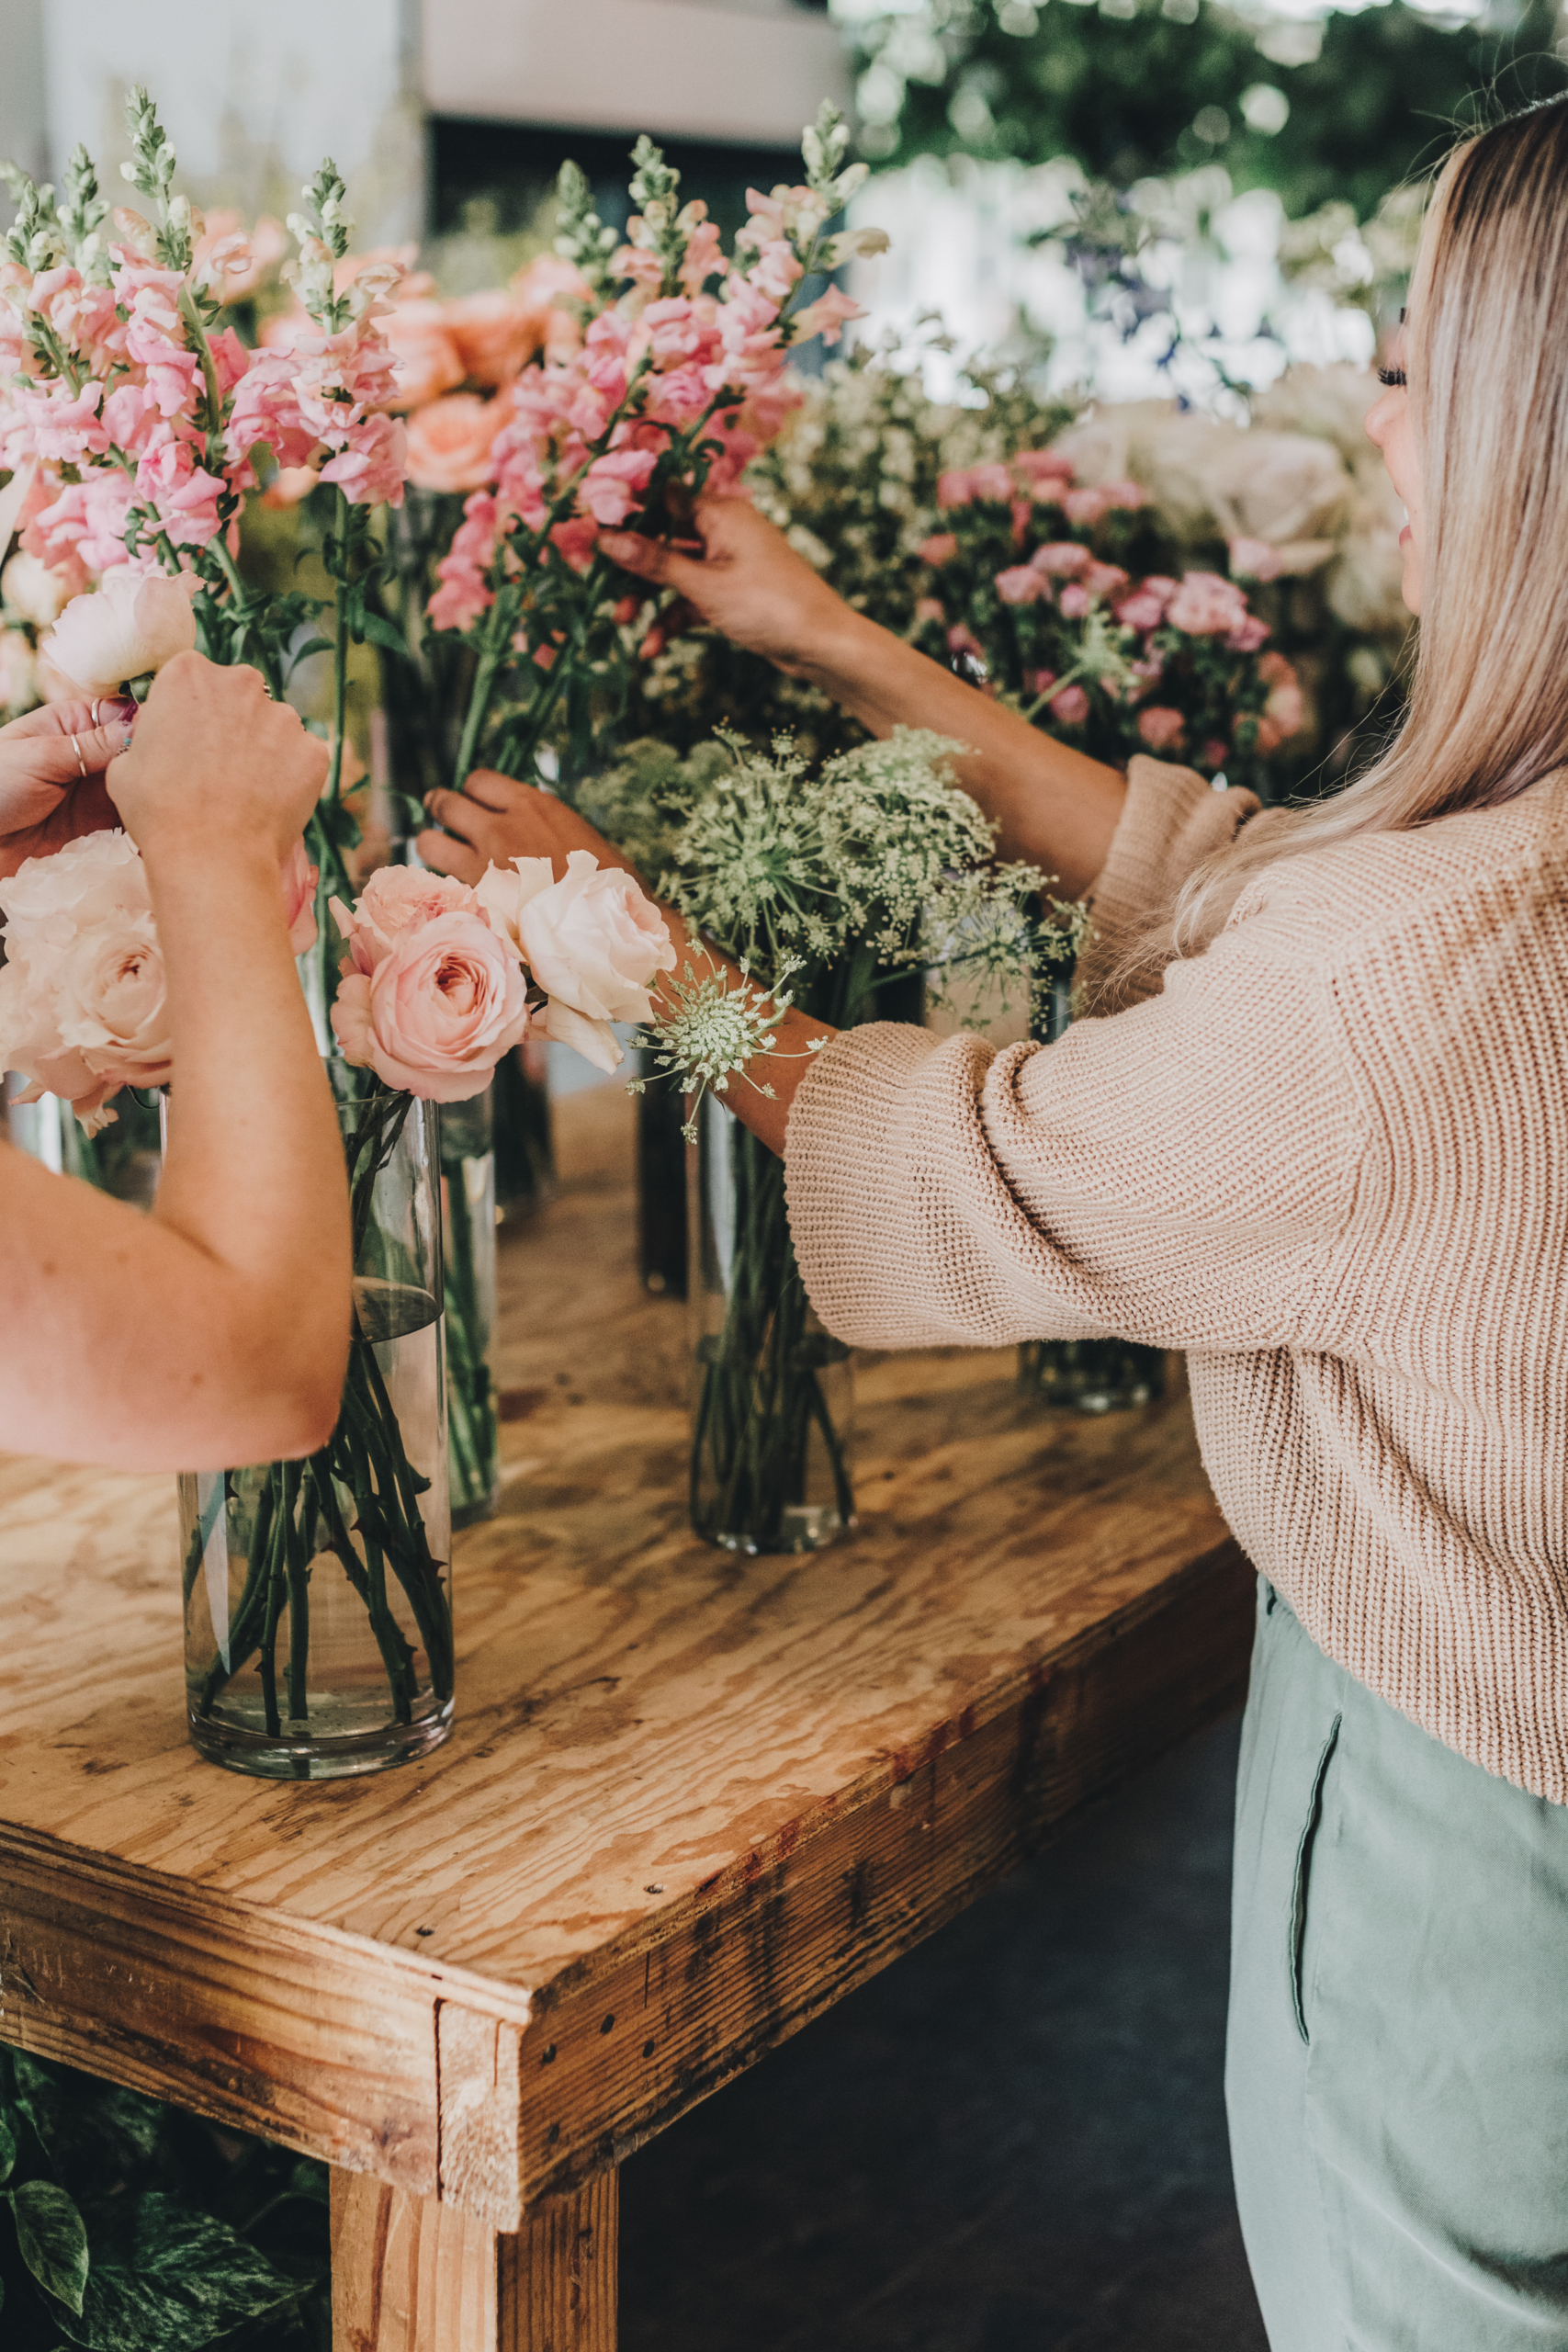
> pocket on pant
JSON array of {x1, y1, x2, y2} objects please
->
[{"x1": 1289, "y1": 1711, "x2": 1341, "y2": 2045}]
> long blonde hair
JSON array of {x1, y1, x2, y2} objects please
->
[{"x1": 1170, "y1": 96, "x2": 1568, "y2": 956}]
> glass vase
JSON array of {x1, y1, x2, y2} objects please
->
[
  {"x1": 1019, "y1": 970, "x2": 1165, "y2": 1414},
  {"x1": 637, "y1": 1057, "x2": 689, "y2": 1299},
  {"x1": 441, "y1": 1088, "x2": 500, "y2": 1528},
  {"x1": 177, "y1": 1069, "x2": 453, "y2": 1780},
  {"x1": 689, "y1": 1094, "x2": 854, "y2": 1554},
  {"x1": 6, "y1": 1076, "x2": 163, "y2": 1206}
]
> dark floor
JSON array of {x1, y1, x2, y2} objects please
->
[{"x1": 620, "y1": 1709, "x2": 1269, "y2": 2352}]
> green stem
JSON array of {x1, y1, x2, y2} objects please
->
[{"x1": 326, "y1": 488, "x2": 352, "y2": 807}]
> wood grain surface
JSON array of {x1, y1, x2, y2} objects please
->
[
  {"x1": 329, "y1": 2171, "x2": 615, "y2": 2352},
  {"x1": 0, "y1": 1085, "x2": 1253, "y2": 2227}
]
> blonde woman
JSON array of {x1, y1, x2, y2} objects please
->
[
  {"x1": 423, "y1": 101, "x2": 1568, "y2": 2346},
  {"x1": 1, "y1": 656, "x2": 351, "y2": 1469}
]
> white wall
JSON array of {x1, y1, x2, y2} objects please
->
[
  {"x1": 40, "y1": 0, "x2": 424, "y2": 244},
  {"x1": 0, "y1": 0, "x2": 49, "y2": 187},
  {"x1": 423, "y1": 0, "x2": 848, "y2": 144}
]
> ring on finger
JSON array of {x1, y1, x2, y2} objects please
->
[{"x1": 70, "y1": 732, "x2": 86, "y2": 781}]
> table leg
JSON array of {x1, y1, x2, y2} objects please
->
[{"x1": 331, "y1": 2167, "x2": 617, "y2": 2352}]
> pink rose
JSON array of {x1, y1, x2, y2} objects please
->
[
  {"x1": 995, "y1": 564, "x2": 1047, "y2": 605},
  {"x1": 1136, "y1": 707, "x2": 1187, "y2": 753},
  {"x1": 40, "y1": 570, "x2": 201, "y2": 698},
  {"x1": 404, "y1": 393, "x2": 504, "y2": 493},
  {"x1": 917, "y1": 534, "x2": 957, "y2": 567},
  {"x1": 444, "y1": 289, "x2": 547, "y2": 388},
  {"x1": 1031, "y1": 543, "x2": 1090, "y2": 579},
  {"x1": 330, "y1": 865, "x2": 479, "y2": 976},
  {"x1": 331, "y1": 910, "x2": 529, "y2": 1102},
  {"x1": 1165, "y1": 571, "x2": 1251, "y2": 636},
  {"x1": 384, "y1": 300, "x2": 467, "y2": 410},
  {"x1": 280, "y1": 836, "x2": 320, "y2": 956}
]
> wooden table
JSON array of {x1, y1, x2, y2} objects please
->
[{"x1": 0, "y1": 1085, "x2": 1253, "y2": 2350}]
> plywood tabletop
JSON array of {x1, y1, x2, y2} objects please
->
[{"x1": 0, "y1": 1084, "x2": 1252, "y2": 2225}]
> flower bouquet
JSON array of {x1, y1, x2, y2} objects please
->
[
  {"x1": 583, "y1": 726, "x2": 1080, "y2": 1553},
  {"x1": 908, "y1": 450, "x2": 1302, "y2": 786},
  {"x1": 1, "y1": 828, "x2": 671, "y2": 1777}
]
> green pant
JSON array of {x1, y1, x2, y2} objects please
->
[{"x1": 1228, "y1": 1578, "x2": 1568, "y2": 2349}]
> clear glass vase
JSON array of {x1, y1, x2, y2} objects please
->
[
  {"x1": 441, "y1": 1088, "x2": 500, "y2": 1528},
  {"x1": 689, "y1": 1095, "x2": 854, "y2": 1554},
  {"x1": 177, "y1": 1069, "x2": 454, "y2": 1780},
  {"x1": 491, "y1": 1037, "x2": 555, "y2": 1211}
]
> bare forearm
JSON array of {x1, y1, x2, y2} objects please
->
[
  {"x1": 145, "y1": 843, "x2": 350, "y2": 1377},
  {"x1": 795, "y1": 611, "x2": 1127, "y2": 897}
]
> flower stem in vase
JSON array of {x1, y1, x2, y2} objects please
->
[
  {"x1": 690, "y1": 1103, "x2": 853, "y2": 1554},
  {"x1": 178, "y1": 1076, "x2": 453, "y2": 1778},
  {"x1": 440, "y1": 1092, "x2": 500, "y2": 1526}
]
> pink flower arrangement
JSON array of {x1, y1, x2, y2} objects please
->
[
  {"x1": 416, "y1": 109, "x2": 881, "y2": 794},
  {"x1": 329, "y1": 851, "x2": 675, "y2": 1095},
  {"x1": 0, "y1": 825, "x2": 319, "y2": 1131}
]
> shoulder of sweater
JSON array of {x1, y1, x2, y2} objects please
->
[{"x1": 1222, "y1": 777, "x2": 1568, "y2": 965}]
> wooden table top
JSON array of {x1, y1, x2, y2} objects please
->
[{"x1": 0, "y1": 1084, "x2": 1251, "y2": 2233}]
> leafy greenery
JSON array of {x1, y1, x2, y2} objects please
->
[
  {"x1": 852, "y1": 0, "x2": 1568, "y2": 220},
  {"x1": 0, "y1": 2050, "x2": 329, "y2": 2352}
]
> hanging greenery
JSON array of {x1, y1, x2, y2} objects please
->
[{"x1": 850, "y1": 0, "x2": 1568, "y2": 220}]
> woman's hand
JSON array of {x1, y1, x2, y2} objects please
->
[
  {"x1": 418, "y1": 768, "x2": 636, "y2": 888},
  {"x1": 600, "y1": 500, "x2": 852, "y2": 679},
  {"x1": 0, "y1": 695, "x2": 138, "y2": 877},
  {"x1": 105, "y1": 652, "x2": 328, "y2": 865}
]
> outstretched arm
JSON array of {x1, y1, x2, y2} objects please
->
[
  {"x1": 0, "y1": 655, "x2": 352, "y2": 1471},
  {"x1": 598, "y1": 500, "x2": 1128, "y2": 898}
]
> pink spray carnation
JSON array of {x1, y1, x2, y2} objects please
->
[
  {"x1": 1166, "y1": 571, "x2": 1252, "y2": 636},
  {"x1": 1136, "y1": 706, "x2": 1187, "y2": 753},
  {"x1": 1031, "y1": 542, "x2": 1090, "y2": 579},
  {"x1": 995, "y1": 564, "x2": 1048, "y2": 605}
]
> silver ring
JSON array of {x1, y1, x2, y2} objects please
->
[
  {"x1": 89, "y1": 699, "x2": 101, "y2": 728},
  {"x1": 70, "y1": 732, "x2": 85, "y2": 780}
]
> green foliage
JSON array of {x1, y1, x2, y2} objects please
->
[
  {"x1": 0, "y1": 2050, "x2": 328, "y2": 2352},
  {"x1": 853, "y1": 0, "x2": 1568, "y2": 219}
]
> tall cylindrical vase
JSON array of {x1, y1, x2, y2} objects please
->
[
  {"x1": 1019, "y1": 973, "x2": 1166, "y2": 1414},
  {"x1": 689, "y1": 1095, "x2": 854, "y2": 1554},
  {"x1": 442, "y1": 1088, "x2": 500, "y2": 1528},
  {"x1": 177, "y1": 1069, "x2": 454, "y2": 1780}
]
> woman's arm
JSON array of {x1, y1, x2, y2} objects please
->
[
  {"x1": 598, "y1": 502, "x2": 1128, "y2": 898},
  {"x1": 0, "y1": 654, "x2": 352, "y2": 1471}
]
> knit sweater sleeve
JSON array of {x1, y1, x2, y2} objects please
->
[
  {"x1": 784, "y1": 886, "x2": 1363, "y2": 1356},
  {"x1": 1076, "y1": 753, "x2": 1280, "y2": 1011}
]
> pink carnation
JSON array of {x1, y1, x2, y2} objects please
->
[
  {"x1": 1166, "y1": 571, "x2": 1251, "y2": 636},
  {"x1": 1080, "y1": 561, "x2": 1129, "y2": 600},
  {"x1": 1059, "y1": 582, "x2": 1091, "y2": 619},
  {"x1": 917, "y1": 534, "x2": 957, "y2": 566},
  {"x1": 1013, "y1": 449, "x2": 1075, "y2": 486},
  {"x1": 1049, "y1": 684, "x2": 1089, "y2": 726},
  {"x1": 995, "y1": 564, "x2": 1048, "y2": 605},
  {"x1": 1136, "y1": 707, "x2": 1187, "y2": 753},
  {"x1": 1113, "y1": 588, "x2": 1168, "y2": 633},
  {"x1": 1031, "y1": 542, "x2": 1090, "y2": 579}
]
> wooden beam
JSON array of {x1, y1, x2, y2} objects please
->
[{"x1": 330, "y1": 2171, "x2": 616, "y2": 2352}]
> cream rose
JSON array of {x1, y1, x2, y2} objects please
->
[
  {"x1": 404, "y1": 393, "x2": 505, "y2": 494},
  {"x1": 41, "y1": 569, "x2": 201, "y2": 698},
  {"x1": 2, "y1": 549, "x2": 73, "y2": 629},
  {"x1": 477, "y1": 850, "x2": 674, "y2": 1070},
  {"x1": 329, "y1": 909, "x2": 529, "y2": 1102}
]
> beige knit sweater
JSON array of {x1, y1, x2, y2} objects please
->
[{"x1": 785, "y1": 754, "x2": 1568, "y2": 1801}]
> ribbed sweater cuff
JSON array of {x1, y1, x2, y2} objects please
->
[{"x1": 1077, "y1": 755, "x2": 1259, "y2": 1011}]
